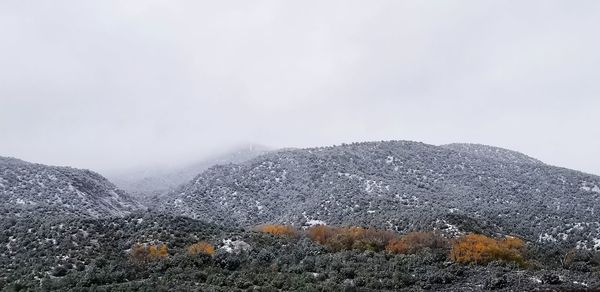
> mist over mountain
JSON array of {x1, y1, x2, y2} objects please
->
[
  {"x1": 105, "y1": 145, "x2": 270, "y2": 198},
  {"x1": 0, "y1": 156, "x2": 143, "y2": 219},
  {"x1": 157, "y1": 141, "x2": 600, "y2": 249}
]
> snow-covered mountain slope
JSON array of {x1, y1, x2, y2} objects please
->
[
  {"x1": 158, "y1": 141, "x2": 600, "y2": 249},
  {"x1": 0, "y1": 156, "x2": 143, "y2": 219},
  {"x1": 441, "y1": 143, "x2": 544, "y2": 165},
  {"x1": 106, "y1": 144, "x2": 270, "y2": 197}
]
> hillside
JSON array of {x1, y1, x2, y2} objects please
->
[
  {"x1": 2, "y1": 213, "x2": 598, "y2": 291},
  {"x1": 0, "y1": 156, "x2": 143, "y2": 219},
  {"x1": 157, "y1": 141, "x2": 600, "y2": 250}
]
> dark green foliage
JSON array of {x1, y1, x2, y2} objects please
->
[{"x1": 1, "y1": 213, "x2": 599, "y2": 291}]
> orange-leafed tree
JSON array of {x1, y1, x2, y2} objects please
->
[
  {"x1": 345, "y1": 227, "x2": 396, "y2": 252},
  {"x1": 147, "y1": 243, "x2": 169, "y2": 258},
  {"x1": 130, "y1": 243, "x2": 169, "y2": 264},
  {"x1": 307, "y1": 225, "x2": 334, "y2": 244},
  {"x1": 386, "y1": 231, "x2": 448, "y2": 254},
  {"x1": 307, "y1": 225, "x2": 396, "y2": 252},
  {"x1": 256, "y1": 224, "x2": 299, "y2": 237},
  {"x1": 450, "y1": 234, "x2": 525, "y2": 265},
  {"x1": 187, "y1": 241, "x2": 215, "y2": 256},
  {"x1": 502, "y1": 236, "x2": 525, "y2": 250}
]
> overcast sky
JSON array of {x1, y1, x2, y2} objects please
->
[{"x1": 1, "y1": 1, "x2": 599, "y2": 175}]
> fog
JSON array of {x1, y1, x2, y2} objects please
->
[{"x1": 1, "y1": 1, "x2": 599, "y2": 175}]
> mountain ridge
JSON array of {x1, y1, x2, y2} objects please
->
[
  {"x1": 441, "y1": 143, "x2": 545, "y2": 165},
  {"x1": 0, "y1": 156, "x2": 143, "y2": 219}
]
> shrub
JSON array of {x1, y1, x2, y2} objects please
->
[
  {"x1": 187, "y1": 241, "x2": 215, "y2": 256},
  {"x1": 129, "y1": 243, "x2": 168, "y2": 264},
  {"x1": 307, "y1": 225, "x2": 334, "y2": 244},
  {"x1": 450, "y1": 234, "x2": 525, "y2": 265},
  {"x1": 307, "y1": 225, "x2": 396, "y2": 252},
  {"x1": 148, "y1": 244, "x2": 169, "y2": 258},
  {"x1": 561, "y1": 248, "x2": 600, "y2": 270},
  {"x1": 256, "y1": 224, "x2": 299, "y2": 237},
  {"x1": 386, "y1": 231, "x2": 449, "y2": 254}
]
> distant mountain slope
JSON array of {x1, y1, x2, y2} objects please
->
[
  {"x1": 158, "y1": 141, "x2": 600, "y2": 249},
  {"x1": 106, "y1": 145, "x2": 270, "y2": 197},
  {"x1": 0, "y1": 156, "x2": 143, "y2": 218}
]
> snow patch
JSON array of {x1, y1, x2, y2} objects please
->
[
  {"x1": 573, "y1": 281, "x2": 589, "y2": 287},
  {"x1": 385, "y1": 156, "x2": 394, "y2": 164},
  {"x1": 255, "y1": 201, "x2": 264, "y2": 211},
  {"x1": 365, "y1": 180, "x2": 383, "y2": 193},
  {"x1": 444, "y1": 223, "x2": 460, "y2": 234},
  {"x1": 306, "y1": 219, "x2": 326, "y2": 226},
  {"x1": 530, "y1": 277, "x2": 542, "y2": 284},
  {"x1": 538, "y1": 233, "x2": 557, "y2": 243},
  {"x1": 220, "y1": 239, "x2": 251, "y2": 254},
  {"x1": 580, "y1": 183, "x2": 600, "y2": 193}
]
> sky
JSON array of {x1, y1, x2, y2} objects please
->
[{"x1": 1, "y1": 1, "x2": 599, "y2": 175}]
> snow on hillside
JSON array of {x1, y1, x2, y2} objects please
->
[
  {"x1": 0, "y1": 156, "x2": 143, "y2": 219},
  {"x1": 158, "y1": 141, "x2": 600, "y2": 249}
]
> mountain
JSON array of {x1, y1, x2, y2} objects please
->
[
  {"x1": 2, "y1": 144, "x2": 599, "y2": 291},
  {"x1": 0, "y1": 156, "x2": 143, "y2": 219},
  {"x1": 106, "y1": 144, "x2": 270, "y2": 197},
  {"x1": 157, "y1": 141, "x2": 600, "y2": 250}
]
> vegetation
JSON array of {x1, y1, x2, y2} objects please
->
[
  {"x1": 186, "y1": 241, "x2": 216, "y2": 255},
  {"x1": 129, "y1": 243, "x2": 169, "y2": 264},
  {"x1": 256, "y1": 224, "x2": 299, "y2": 237},
  {"x1": 1, "y1": 214, "x2": 599, "y2": 291},
  {"x1": 386, "y1": 231, "x2": 449, "y2": 254},
  {"x1": 306, "y1": 225, "x2": 396, "y2": 252},
  {"x1": 450, "y1": 234, "x2": 526, "y2": 265}
]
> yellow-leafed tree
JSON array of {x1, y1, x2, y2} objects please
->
[
  {"x1": 306, "y1": 225, "x2": 396, "y2": 252},
  {"x1": 130, "y1": 243, "x2": 169, "y2": 264},
  {"x1": 256, "y1": 224, "x2": 299, "y2": 237},
  {"x1": 450, "y1": 234, "x2": 525, "y2": 265},
  {"x1": 187, "y1": 241, "x2": 215, "y2": 255},
  {"x1": 385, "y1": 231, "x2": 448, "y2": 254}
]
